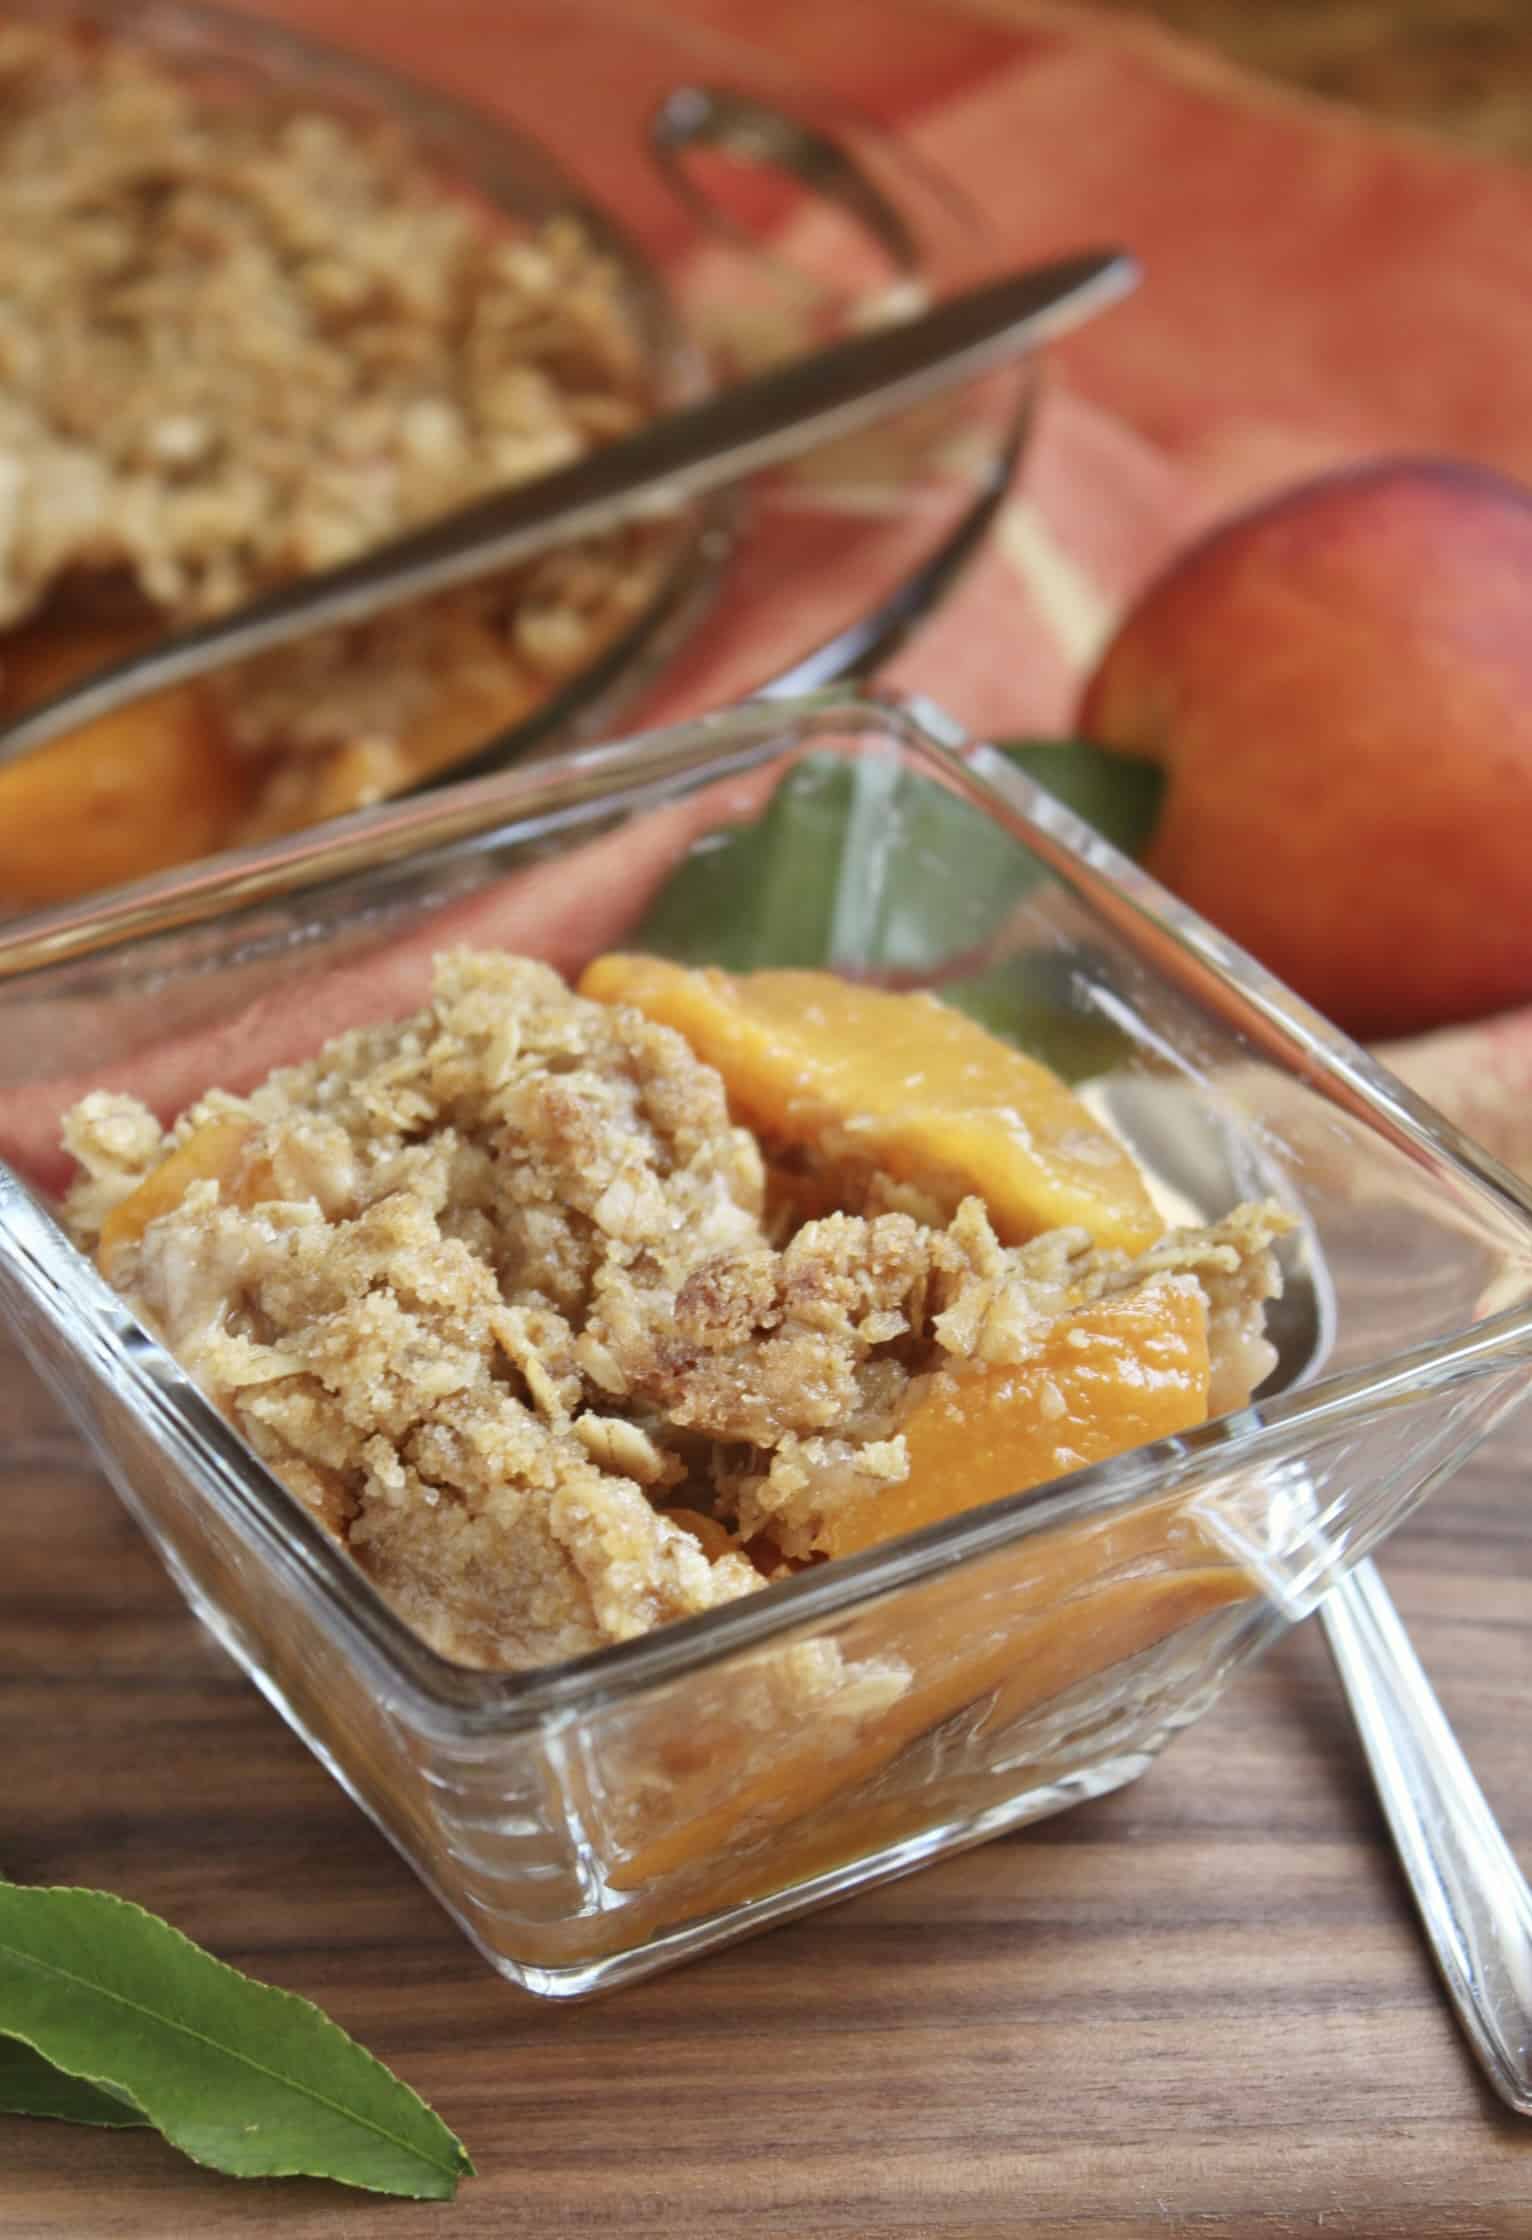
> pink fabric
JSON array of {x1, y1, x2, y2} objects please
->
[{"x1": 1, "y1": 774, "x2": 776, "y2": 1194}]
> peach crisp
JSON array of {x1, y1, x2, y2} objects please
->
[
  {"x1": 0, "y1": 23, "x2": 670, "y2": 900},
  {"x1": 62, "y1": 951, "x2": 1290, "y2": 1671}
]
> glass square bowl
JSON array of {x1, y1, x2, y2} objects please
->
[{"x1": 2, "y1": 690, "x2": 1531, "y2": 1998}]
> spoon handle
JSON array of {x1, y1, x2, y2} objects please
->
[{"x1": 1321, "y1": 1558, "x2": 1532, "y2": 2114}]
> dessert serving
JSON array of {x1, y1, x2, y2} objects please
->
[
  {"x1": 0, "y1": 19, "x2": 677, "y2": 900},
  {"x1": 4, "y1": 690, "x2": 1528, "y2": 1990},
  {"x1": 63, "y1": 947, "x2": 1291, "y2": 1673}
]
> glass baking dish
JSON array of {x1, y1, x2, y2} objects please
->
[
  {"x1": 2, "y1": 690, "x2": 1531, "y2": 1997},
  {"x1": 0, "y1": 0, "x2": 1031, "y2": 846}
]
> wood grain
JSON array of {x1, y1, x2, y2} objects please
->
[{"x1": 5, "y1": 1314, "x2": 1532, "y2": 2238}]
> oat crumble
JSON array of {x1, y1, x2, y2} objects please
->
[
  {"x1": 0, "y1": 22, "x2": 672, "y2": 840},
  {"x1": 64, "y1": 951, "x2": 1292, "y2": 1673}
]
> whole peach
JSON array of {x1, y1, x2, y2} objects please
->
[{"x1": 1077, "y1": 458, "x2": 1532, "y2": 1040}]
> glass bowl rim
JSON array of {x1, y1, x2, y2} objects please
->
[{"x1": 5, "y1": 686, "x2": 1532, "y2": 1734}]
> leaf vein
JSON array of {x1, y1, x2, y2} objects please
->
[{"x1": 0, "y1": 1939, "x2": 459, "y2": 2178}]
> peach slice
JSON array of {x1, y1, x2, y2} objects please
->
[
  {"x1": 607, "y1": 1482, "x2": 1247, "y2": 1895},
  {"x1": 0, "y1": 624, "x2": 245, "y2": 904},
  {"x1": 578, "y1": 958, "x2": 1162, "y2": 1252},
  {"x1": 821, "y1": 1277, "x2": 1211, "y2": 1558},
  {"x1": 659, "y1": 1506, "x2": 742, "y2": 1564},
  {"x1": 96, "y1": 1116, "x2": 253, "y2": 1279}
]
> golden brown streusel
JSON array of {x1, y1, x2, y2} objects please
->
[
  {"x1": 64, "y1": 951, "x2": 1291, "y2": 1671},
  {"x1": 0, "y1": 23, "x2": 671, "y2": 834}
]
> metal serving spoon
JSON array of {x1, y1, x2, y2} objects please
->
[
  {"x1": 1094, "y1": 1075, "x2": 1532, "y2": 2116},
  {"x1": 0, "y1": 249, "x2": 1134, "y2": 775},
  {"x1": 1320, "y1": 1559, "x2": 1532, "y2": 2114}
]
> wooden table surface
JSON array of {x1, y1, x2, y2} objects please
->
[
  {"x1": 7, "y1": 3, "x2": 1532, "y2": 2236},
  {"x1": 7, "y1": 1328, "x2": 1532, "y2": 2238}
]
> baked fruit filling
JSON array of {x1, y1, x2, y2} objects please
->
[
  {"x1": 0, "y1": 24, "x2": 669, "y2": 901},
  {"x1": 63, "y1": 950, "x2": 1290, "y2": 1671}
]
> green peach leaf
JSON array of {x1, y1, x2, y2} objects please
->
[
  {"x1": 636, "y1": 739, "x2": 1162, "y2": 974},
  {"x1": 634, "y1": 752, "x2": 857, "y2": 970},
  {"x1": 998, "y1": 738, "x2": 1163, "y2": 861},
  {"x1": 0, "y1": 1886, "x2": 471, "y2": 2198},
  {"x1": 634, "y1": 737, "x2": 1161, "y2": 1077},
  {"x1": 0, "y1": 2033, "x2": 147, "y2": 2127}
]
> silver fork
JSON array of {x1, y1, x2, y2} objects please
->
[{"x1": 1322, "y1": 1560, "x2": 1532, "y2": 2114}]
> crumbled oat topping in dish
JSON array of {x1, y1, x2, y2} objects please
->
[
  {"x1": 0, "y1": 22, "x2": 670, "y2": 834},
  {"x1": 0, "y1": 23, "x2": 646, "y2": 621},
  {"x1": 64, "y1": 951, "x2": 1291, "y2": 1672}
]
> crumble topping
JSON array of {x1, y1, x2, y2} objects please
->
[
  {"x1": 0, "y1": 22, "x2": 670, "y2": 835},
  {"x1": 63, "y1": 950, "x2": 1291, "y2": 1671}
]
